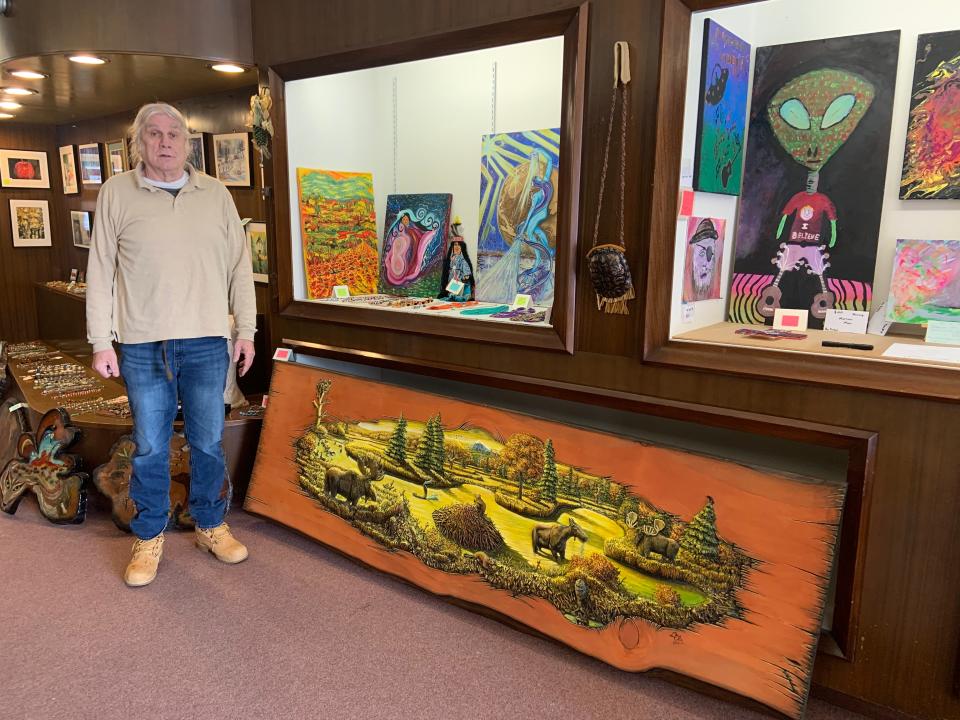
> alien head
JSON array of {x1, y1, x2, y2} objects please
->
[{"x1": 767, "y1": 68, "x2": 875, "y2": 171}]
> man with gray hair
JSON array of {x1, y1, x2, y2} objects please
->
[{"x1": 86, "y1": 102, "x2": 257, "y2": 587}]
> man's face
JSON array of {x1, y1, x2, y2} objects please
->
[
  {"x1": 141, "y1": 113, "x2": 187, "y2": 176},
  {"x1": 692, "y1": 238, "x2": 717, "y2": 289}
]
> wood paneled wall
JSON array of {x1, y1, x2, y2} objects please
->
[
  {"x1": 251, "y1": 1, "x2": 960, "y2": 719},
  {"x1": 0, "y1": 123, "x2": 61, "y2": 341}
]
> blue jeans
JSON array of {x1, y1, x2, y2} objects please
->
[{"x1": 119, "y1": 337, "x2": 229, "y2": 540}]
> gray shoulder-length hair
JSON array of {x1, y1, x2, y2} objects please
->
[{"x1": 127, "y1": 102, "x2": 189, "y2": 167}]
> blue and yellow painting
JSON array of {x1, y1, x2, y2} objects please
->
[
  {"x1": 693, "y1": 20, "x2": 750, "y2": 195},
  {"x1": 477, "y1": 128, "x2": 560, "y2": 307}
]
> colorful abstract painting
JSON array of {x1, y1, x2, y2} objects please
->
[
  {"x1": 477, "y1": 128, "x2": 560, "y2": 307},
  {"x1": 729, "y1": 31, "x2": 899, "y2": 328},
  {"x1": 379, "y1": 193, "x2": 452, "y2": 297},
  {"x1": 694, "y1": 20, "x2": 750, "y2": 195},
  {"x1": 297, "y1": 168, "x2": 378, "y2": 299},
  {"x1": 683, "y1": 217, "x2": 725, "y2": 302},
  {"x1": 885, "y1": 239, "x2": 960, "y2": 324},
  {"x1": 900, "y1": 30, "x2": 960, "y2": 200},
  {"x1": 246, "y1": 362, "x2": 845, "y2": 720}
]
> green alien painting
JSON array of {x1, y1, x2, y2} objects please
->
[{"x1": 729, "y1": 32, "x2": 901, "y2": 328}]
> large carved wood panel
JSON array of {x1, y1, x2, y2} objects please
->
[{"x1": 246, "y1": 361, "x2": 845, "y2": 718}]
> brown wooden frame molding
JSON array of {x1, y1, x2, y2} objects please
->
[
  {"x1": 643, "y1": 0, "x2": 960, "y2": 402},
  {"x1": 262, "y1": 4, "x2": 588, "y2": 354},
  {"x1": 283, "y1": 336, "x2": 876, "y2": 662}
]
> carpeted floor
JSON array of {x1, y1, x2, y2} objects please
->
[{"x1": 0, "y1": 499, "x2": 868, "y2": 720}]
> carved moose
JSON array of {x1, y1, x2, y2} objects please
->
[
  {"x1": 532, "y1": 517, "x2": 588, "y2": 563},
  {"x1": 324, "y1": 454, "x2": 383, "y2": 506},
  {"x1": 627, "y1": 512, "x2": 679, "y2": 561}
]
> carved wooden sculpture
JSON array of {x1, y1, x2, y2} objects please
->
[
  {"x1": 92, "y1": 434, "x2": 230, "y2": 532},
  {"x1": 246, "y1": 363, "x2": 847, "y2": 719},
  {"x1": 0, "y1": 408, "x2": 87, "y2": 524}
]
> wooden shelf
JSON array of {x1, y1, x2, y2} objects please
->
[{"x1": 673, "y1": 323, "x2": 959, "y2": 371}]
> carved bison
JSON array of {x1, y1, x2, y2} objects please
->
[{"x1": 324, "y1": 455, "x2": 383, "y2": 506}]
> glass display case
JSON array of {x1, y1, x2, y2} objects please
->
[
  {"x1": 649, "y1": 0, "x2": 960, "y2": 397},
  {"x1": 268, "y1": 8, "x2": 587, "y2": 352}
]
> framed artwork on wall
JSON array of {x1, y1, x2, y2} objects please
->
[
  {"x1": 0, "y1": 149, "x2": 50, "y2": 189},
  {"x1": 105, "y1": 139, "x2": 128, "y2": 178},
  {"x1": 246, "y1": 221, "x2": 268, "y2": 282},
  {"x1": 9, "y1": 199, "x2": 52, "y2": 247},
  {"x1": 78, "y1": 143, "x2": 104, "y2": 185},
  {"x1": 59, "y1": 145, "x2": 79, "y2": 195},
  {"x1": 70, "y1": 210, "x2": 93, "y2": 249},
  {"x1": 213, "y1": 132, "x2": 251, "y2": 186},
  {"x1": 186, "y1": 132, "x2": 207, "y2": 174}
]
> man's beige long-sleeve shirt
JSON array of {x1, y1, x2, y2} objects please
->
[{"x1": 85, "y1": 164, "x2": 257, "y2": 353}]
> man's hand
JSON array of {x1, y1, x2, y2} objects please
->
[
  {"x1": 233, "y1": 339, "x2": 255, "y2": 377},
  {"x1": 92, "y1": 349, "x2": 120, "y2": 378}
]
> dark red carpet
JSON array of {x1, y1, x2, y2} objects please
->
[{"x1": 0, "y1": 499, "x2": 867, "y2": 720}]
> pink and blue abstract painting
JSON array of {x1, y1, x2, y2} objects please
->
[
  {"x1": 477, "y1": 128, "x2": 560, "y2": 307},
  {"x1": 379, "y1": 193, "x2": 452, "y2": 297}
]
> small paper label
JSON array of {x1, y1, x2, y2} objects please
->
[
  {"x1": 824, "y1": 309, "x2": 869, "y2": 334},
  {"x1": 446, "y1": 280, "x2": 465, "y2": 295},
  {"x1": 773, "y1": 308, "x2": 809, "y2": 332},
  {"x1": 512, "y1": 293, "x2": 532, "y2": 308},
  {"x1": 681, "y1": 303, "x2": 695, "y2": 324},
  {"x1": 925, "y1": 320, "x2": 960, "y2": 346},
  {"x1": 332, "y1": 285, "x2": 350, "y2": 299},
  {"x1": 869, "y1": 301, "x2": 892, "y2": 336},
  {"x1": 272, "y1": 348, "x2": 292, "y2": 362},
  {"x1": 679, "y1": 157, "x2": 694, "y2": 186}
]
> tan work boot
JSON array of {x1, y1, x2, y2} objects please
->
[
  {"x1": 195, "y1": 522, "x2": 248, "y2": 564},
  {"x1": 124, "y1": 534, "x2": 164, "y2": 587}
]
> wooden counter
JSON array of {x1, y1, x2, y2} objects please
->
[{"x1": 3, "y1": 340, "x2": 263, "y2": 499}]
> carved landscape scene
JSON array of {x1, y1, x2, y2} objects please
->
[
  {"x1": 246, "y1": 363, "x2": 845, "y2": 719},
  {"x1": 297, "y1": 380, "x2": 753, "y2": 630}
]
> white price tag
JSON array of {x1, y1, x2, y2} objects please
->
[{"x1": 824, "y1": 309, "x2": 869, "y2": 334}]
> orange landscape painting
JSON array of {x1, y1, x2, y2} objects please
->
[
  {"x1": 297, "y1": 168, "x2": 379, "y2": 298},
  {"x1": 246, "y1": 362, "x2": 846, "y2": 719}
]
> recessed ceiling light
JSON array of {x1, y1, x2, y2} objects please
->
[
  {"x1": 9, "y1": 70, "x2": 47, "y2": 80},
  {"x1": 0, "y1": 100, "x2": 22, "y2": 110},
  {"x1": 1, "y1": 87, "x2": 36, "y2": 96},
  {"x1": 0, "y1": 113, "x2": 14, "y2": 119},
  {"x1": 210, "y1": 63, "x2": 246, "y2": 73},
  {"x1": 68, "y1": 54, "x2": 107, "y2": 65}
]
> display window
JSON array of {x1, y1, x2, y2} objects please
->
[
  {"x1": 268, "y1": 7, "x2": 587, "y2": 353},
  {"x1": 664, "y1": 0, "x2": 960, "y2": 377}
]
